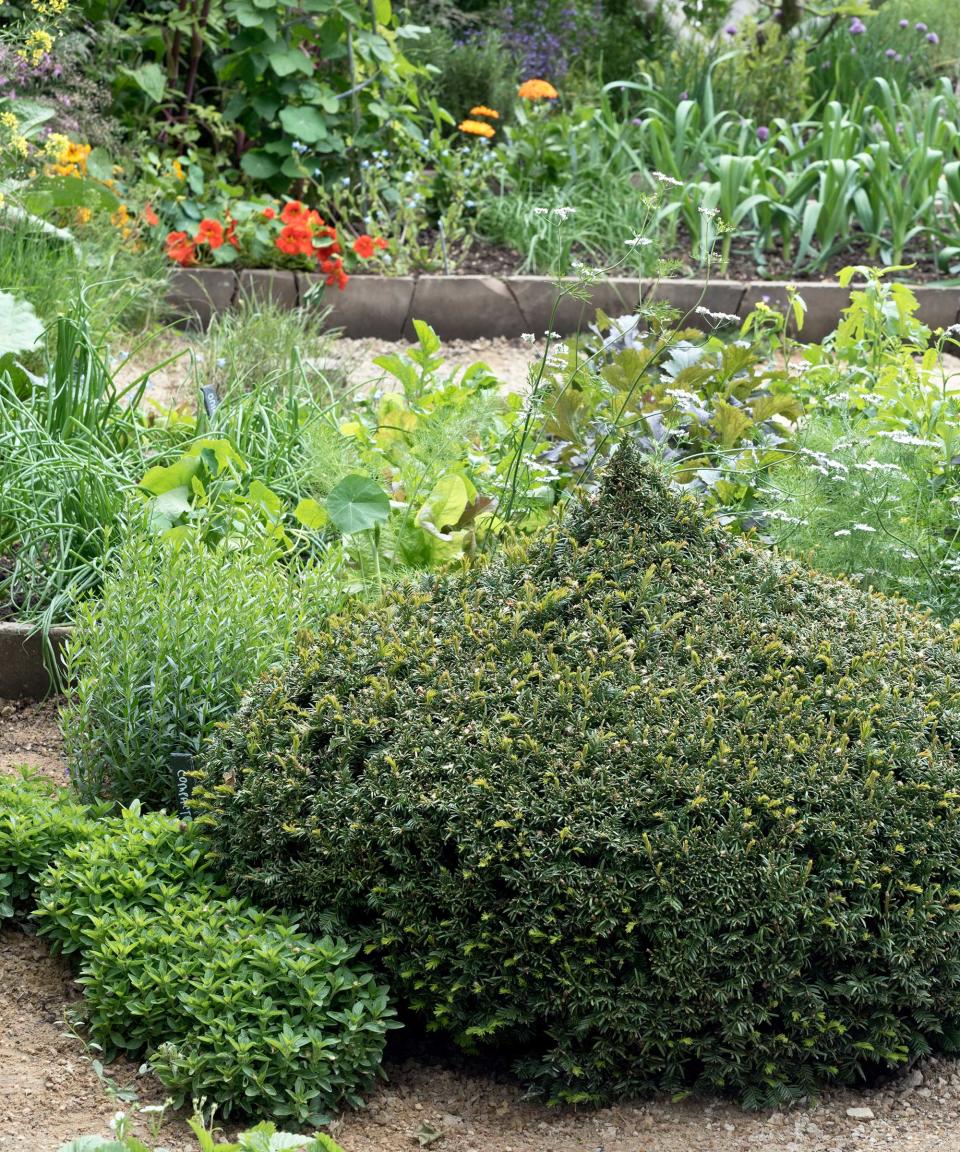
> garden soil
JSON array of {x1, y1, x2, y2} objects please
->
[{"x1": 6, "y1": 704, "x2": 960, "y2": 1150}]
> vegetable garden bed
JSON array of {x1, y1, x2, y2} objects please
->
[{"x1": 167, "y1": 268, "x2": 960, "y2": 340}]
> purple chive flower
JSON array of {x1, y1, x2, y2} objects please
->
[
  {"x1": 757, "y1": 125, "x2": 770, "y2": 142},
  {"x1": 679, "y1": 90, "x2": 689, "y2": 101},
  {"x1": 899, "y1": 18, "x2": 909, "y2": 28},
  {"x1": 724, "y1": 23, "x2": 737, "y2": 36},
  {"x1": 885, "y1": 47, "x2": 896, "y2": 57},
  {"x1": 916, "y1": 22, "x2": 928, "y2": 32},
  {"x1": 895, "y1": 53, "x2": 902, "y2": 62},
  {"x1": 849, "y1": 17, "x2": 867, "y2": 34},
  {"x1": 927, "y1": 32, "x2": 940, "y2": 44}
]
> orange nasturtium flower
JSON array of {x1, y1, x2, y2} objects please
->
[
  {"x1": 518, "y1": 79, "x2": 558, "y2": 101},
  {"x1": 195, "y1": 218, "x2": 225, "y2": 249},
  {"x1": 458, "y1": 119, "x2": 496, "y2": 139},
  {"x1": 166, "y1": 230, "x2": 196, "y2": 266},
  {"x1": 143, "y1": 202, "x2": 160, "y2": 227},
  {"x1": 468, "y1": 105, "x2": 500, "y2": 119},
  {"x1": 352, "y1": 234, "x2": 388, "y2": 259}
]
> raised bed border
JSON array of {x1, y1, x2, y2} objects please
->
[
  {"x1": 168, "y1": 267, "x2": 960, "y2": 342},
  {"x1": 0, "y1": 623, "x2": 70, "y2": 701}
]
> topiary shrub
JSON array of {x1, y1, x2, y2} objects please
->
[{"x1": 195, "y1": 443, "x2": 960, "y2": 1108}]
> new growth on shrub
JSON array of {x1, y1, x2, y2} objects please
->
[{"x1": 198, "y1": 443, "x2": 960, "y2": 1108}]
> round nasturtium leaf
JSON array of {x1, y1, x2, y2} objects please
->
[{"x1": 326, "y1": 474, "x2": 391, "y2": 535}]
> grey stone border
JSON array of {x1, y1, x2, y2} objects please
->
[
  {"x1": 167, "y1": 268, "x2": 960, "y2": 341},
  {"x1": 0, "y1": 623, "x2": 70, "y2": 700}
]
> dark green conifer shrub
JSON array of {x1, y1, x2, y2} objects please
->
[{"x1": 195, "y1": 444, "x2": 960, "y2": 1108}]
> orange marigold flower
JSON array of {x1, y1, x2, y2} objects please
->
[
  {"x1": 518, "y1": 78, "x2": 558, "y2": 101},
  {"x1": 144, "y1": 202, "x2": 159, "y2": 227},
  {"x1": 165, "y1": 230, "x2": 196, "y2": 266},
  {"x1": 196, "y1": 218, "x2": 225, "y2": 249},
  {"x1": 458, "y1": 119, "x2": 496, "y2": 139},
  {"x1": 468, "y1": 105, "x2": 500, "y2": 119}
]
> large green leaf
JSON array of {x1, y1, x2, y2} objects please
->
[
  {"x1": 240, "y1": 150, "x2": 281, "y2": 179},
  {"x1": 22, "y1": 175, "x2": 119, "y2": 215},
  {"x1": 118, "y1": 62, "x2": 167, "y2": 103},
  {"x1": 420, "y1": 474, "x2": 470, "y2": 533},
  {"x1": 1, "y1": 98, "x2": 54, "y2": 138},
  {"x1": 0, "y1": 291, "x2": 43, "y2": 357},
  {"x1": 326, "y1": 474, "x2": 390, "y2": 535},
  {"x1": 278, "y1": 105, "x2": 328, "y2": 143}
]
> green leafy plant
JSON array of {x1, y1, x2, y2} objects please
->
[
  {"x1": 0, "y1": 777, "x2": 397, "y2": 1127},
  {"x1": 0, "y1": 772, "x2": 100, "y2": 920},
  {"x1": 196, "y1": 442, "x2": 960, "y2": 1109},
  {"x1": 62, "y1": 521, "x2": 335, "y2": 809}
]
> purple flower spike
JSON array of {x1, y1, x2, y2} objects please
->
[
  {"x1": 849, "y1": 17, "x2": 867, "y2": 35},
  {"x1": 927, "y1": 31, "x2": 940, "y2": 44},
  {"x1": 757, "y1": 125, "x2": 770, "y2": 142},
  {"x1": 915, "y1": 22, "x2": 928, "y2": 32}
]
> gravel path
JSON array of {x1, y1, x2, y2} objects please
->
[{"x1": 5, "y1": 701, "x2": 960, "y2": 1150}]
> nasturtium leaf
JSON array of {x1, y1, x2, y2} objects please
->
[
  {"x1": 373, "y1": 0, "x2": 392, "y2": 22},
  {"x1": 241, "y1": 150, "x2": 281, "y2": 179},
  {"x1": 0, "y1": 291, "x2": 43, "y2": 357},
  {"x1": 278, "y1": 105, "x2": 328, "y2": 143},
  {"x1": 326, "y1": 474, "x2": 390, "y2": 535}
]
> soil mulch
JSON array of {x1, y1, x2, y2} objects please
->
[
  {"x1": 4, "y1": 701, "x2": 960, "y2": 1149},
  {"x1": 359, "y1": 229, "x2": 955, "y2": 285}
]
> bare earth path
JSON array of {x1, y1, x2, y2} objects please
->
[{"x1": 5, "y1": 700, "x2": 960, "y2": 1151}]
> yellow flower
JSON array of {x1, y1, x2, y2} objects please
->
[
  {"x1": 468, "y1": 105, "x2": 500, "y2": 120},
  {"x1": 75, "y1": 206, "x2": 92, "y2": 225},
  {"x1": 44, "y1": 132, "x2": 70, "y2": 157},
  {"x1": 45, "y1": 139, "x2": 90, "y2": 178},
  {"x1": 171, "y1": 159, "x2": 185, "y2": 181},
  {"x1": 517, "y1": 78, "x2": 559, "y2": 101},
  {"x1": 111, "y1": 203, "x2": 135, "y2": 241},
  {"x1": 19, "y1": 28, "x2": 54, "y2": 66},
  {"x1": 458, "y1": 119, "x2": 496, "y2": 139},
  {"x1": 0, "y1": 111, "x2": 18, "y2": 130}
]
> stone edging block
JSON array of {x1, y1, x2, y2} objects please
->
[
  {"x1": 166, "y1": 268, "x2": 237, "y2": 328},
  {"x1": 298, "y1": 273, "x2": 417, "y2": 339},
  {"x1": 237, "y1": 269, "x2": 297, "y2": 309},
  {"x1": 0, "y1": 623, "x2": 71, "y2": 700}
]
